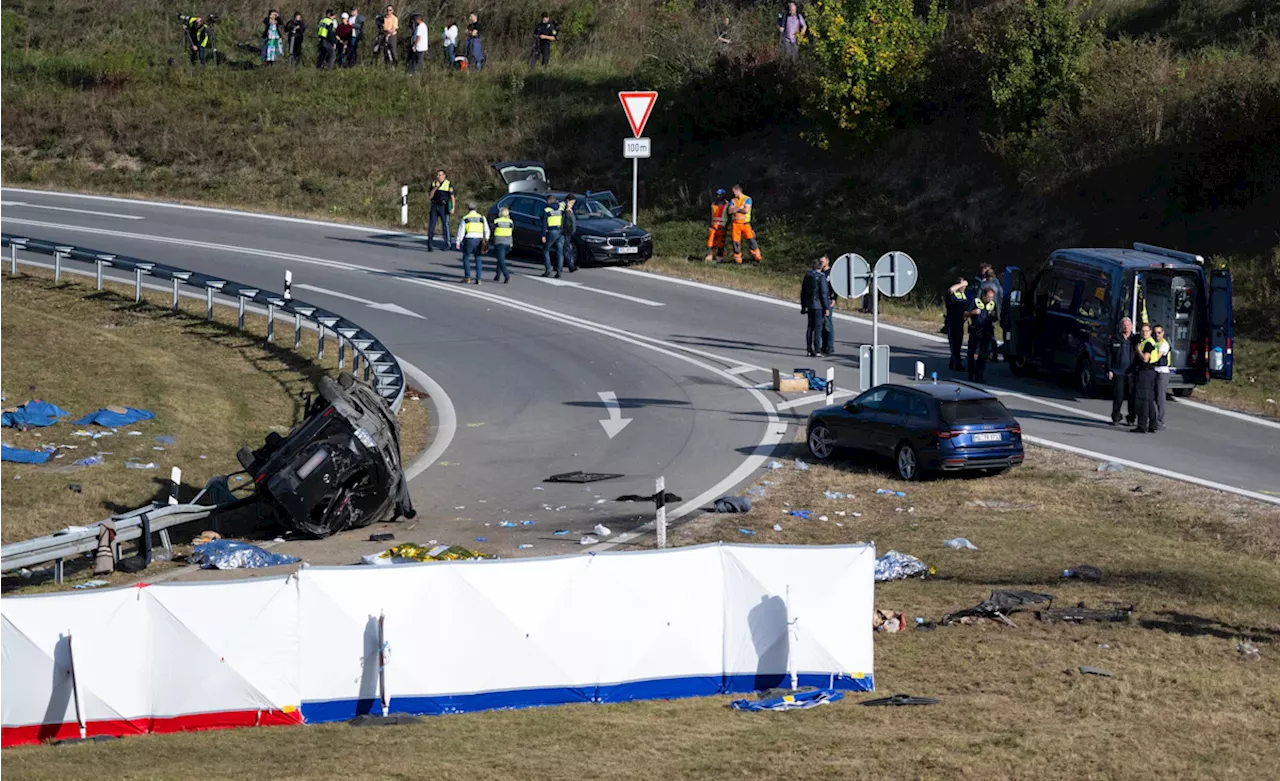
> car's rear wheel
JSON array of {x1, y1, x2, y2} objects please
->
[
  {"x1": 1076, "y1": 357, "x2": 1096, "y2": 397},
  {"x1": 807, "y1": 422, "x2": 836, "y2": 461},
  {"x1": 895, "y1": 442, "x2": 921, "y2": 481},
  {"x1": 564, "y1": 239, "x2": 581, "y2": 269}
]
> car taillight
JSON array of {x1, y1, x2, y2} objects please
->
[{"x1": 1011, "y1": 426, "x2": 1021, "y2": 435}]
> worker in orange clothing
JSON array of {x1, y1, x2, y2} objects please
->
[
  {"x1": 727, "y1": 183, "x2": 762, "y2": 264},
  {"x1": 703, "y1": 188, "x2": 729, "y2": 263}
]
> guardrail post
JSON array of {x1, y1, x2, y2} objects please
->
[
  {"x1": 337, "y1": 335, "x2": 346, "y2": 369},
  {"x1": 54, "y1": 246, "x2": 74, "y2": 284},
  {"x1": 95, "y1": 254, "x2": 114, "y2": 291},
  {"x1": 205, "y1": 280, "x2": 226, "y2": 321},
  {"x1": 9, "y1": 238, "x2": 27, "y2": 276},
  {"x1": 655, "y1": 476, "x2": 667, "y2": 549},
  {"x1": 318, "y1": 317, "x2": 339, "y2": 363},
  {"x1": 293, "y1": 312, "x2": 302, "y2": 348},
  {"x1": 170, "y1": 272, "x2": 191, "y2": 311},
  {"x1": 267, "y1": 299, "x2": 280, "y2": 342},
  {"x1": 236, "y1": 289, "x2": 258, "y2": 332}
]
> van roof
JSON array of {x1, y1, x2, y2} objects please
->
[{"x1": 1053, "y1": 247, "x2": 1203, "y2": 271}]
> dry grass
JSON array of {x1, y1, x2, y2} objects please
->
[
  {"x1": 0, "y1": 268, "x2": 429, "y2": 549},
  {"x1": 4, "y1": 442, "x2": 1278, "y2": 779}
]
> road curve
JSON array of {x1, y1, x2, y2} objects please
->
[{"x1": 3, "y1": 189, "x2": 1277, "y2": 530}]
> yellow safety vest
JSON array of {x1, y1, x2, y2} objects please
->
[
  {"x1": 730, "y1": 194, "x2": 752, "y2": 224},
  {"x1": 544, "y1": 205, "x2": 562, "y2": 228},
  {"x1": 318, "y1": 17, "x2": 334, "y2": 38},
  {"x1": 1154, "y1": 338, "x2": 1170, "y2": 367},
  {"x1": 461, "y1": 211, "x2": 485, "y2": 238},
  {"x1": 493, "y1": 217, "x2": 513, "y2": 238},
  {"x1": 1137, "y1": 337, "x2": 1157, "y2": 367}
]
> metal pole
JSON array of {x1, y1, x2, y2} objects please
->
[
  {"x1": 352, "y1": 349, "x2": 360, "y2": 376},
  {"x1": 67, "y1": 634, "x2": 86, "y2": 740},
  {"x1": 267, "y1": 302, "x2": 276, "y2": 342},
  {"x1": 207, "y1": 288, "x2": 215, "y2": 320},
  {"x1": 655, "y1": 476, "x2": 667, "y2": 548},
  {"x1": 378, "y1": 612, "x2": 389, "y2": 717},
  {"x1": 284, "y1": 270, "x2": 292, "y2": 302},
  {"x1": 400, "y1": 185, "x2": 409, "y2": 226},
  {"x1": 871, "y1": 276, "x2": 879, "y2": 387},
  {"x1": 631, "y1": 155, "x2": 638, "y2": 226},
  {"x1": 785, "y1": 585, "x2": 798, "y2": 691},
  {"x1": 338, "y1": 336, "x2": 346, "y2": 370},
  {"x1": 826, "y1": 367, "x2": 835, "y2": 405},
  {"x1": 135, "y1": 268, "x2": 144, "y2": 302},
  {"x1": 96, "y1": 260, "x2": 105, "y2": 290},
  {"x1": 54, "y1": 251, "x2": 63, "y2": 283},
  {"x1": 171, "y1": 278, "x2": 181, "y2": 310},
  {"x1": 317, "y1": 326, "x2": 326, "y2": 361},
  {"x1": 9, "y1": 243, "x2": 18, "y2": 276},
  {"x1": 294, "y1": 312, "x2": 302, "y2": 348},
  {"x1": 237, "y1": 296, "x2": 246, "y2": 331}
]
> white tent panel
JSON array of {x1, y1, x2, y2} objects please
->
[
  {"x1": 2, "y1": 615, "x2": 77, "y2": 735},
  {"x1": 145, "y1": 578, "x2": 300, "y2": 711},
  {"x1": 591, "y1": 545, "x2": 725, "y2": 701}
]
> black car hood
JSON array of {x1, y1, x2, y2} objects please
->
[{"x1": 575, "y1": 218, "x2": 647, "y2": 237}]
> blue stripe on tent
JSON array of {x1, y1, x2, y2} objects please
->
[{"x1": 300, "y1": 673, "x2": 874, "y2": 723}]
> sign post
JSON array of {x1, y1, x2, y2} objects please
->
[{"x1": 618, "y1": 91, "x2": 658, "y2": 226}]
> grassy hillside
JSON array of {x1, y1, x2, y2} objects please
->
[{"x1": 2, "y1": 1, "x2": 1276, "y2": 407}]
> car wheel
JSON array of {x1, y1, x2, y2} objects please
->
[
  {"x1": 1076, "y1": 357, "x2": 1096, "y2": 397},
  {"x1": 895, "y1": 442, "x2": 921, "y2": 481},
  {"x1": 807, "y1": 421, "x2": 836, "y2": 461},
  {"x1": 1172, "y1": 387, "x2": 1194, "y2": 398}
]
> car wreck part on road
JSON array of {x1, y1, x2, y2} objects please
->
[
  {"x1": 237, "y1": 372, "x2": 415, "y2": 538},
  {"x1": 860, "y1": 694, "x2": 940, "y2": 707},
  {"x1": 545, "y1": 470, "x2": 624, "y2": 483}
]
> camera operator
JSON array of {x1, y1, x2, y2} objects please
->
[
  {"x1": 185, "y1": 15, "x2": 211, "y2": 66},
  {"x1": 285, "y1": 11, "x2": 306, "y2": 66}
]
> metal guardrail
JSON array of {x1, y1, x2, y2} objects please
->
[{"x1": 1, "y1": 233, "x2": 410, "y2": 580}]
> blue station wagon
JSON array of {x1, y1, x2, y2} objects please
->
[{"x1": 806, "y1": 382, "x2": 1024, "y2": 480}]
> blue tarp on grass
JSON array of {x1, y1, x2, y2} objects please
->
[
  {"x1": 73, "y1": 407, "x2": 155, "y2": 427},
  {"x1": 1, "y1": 400, "x2": 70, "y2": 429},
  {"x1": 1, "y1": 445, "x2": 54, "y2": 464}
]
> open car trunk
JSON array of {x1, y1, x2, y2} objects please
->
[{"x1": 492, "y1": 161, "x2": 549, "y2": 194}]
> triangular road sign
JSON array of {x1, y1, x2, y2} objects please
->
[{"x1": 618, "y1": 91, "x2": 658, "y2": 138}]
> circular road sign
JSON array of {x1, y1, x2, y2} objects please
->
[
  {"x1": 828, "y1": 253, "x2": 869, "y2": 300},
  {"x1": 875, "y1": 251, "x2": 918, "y2": 297}
]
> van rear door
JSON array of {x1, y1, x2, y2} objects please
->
[
  {"x1": 1002, "y1": 266, "x2": 1029, "y2": 360},
  {"x1": 1208, "y1": 268, "x2": 1234, "y2": 380}
]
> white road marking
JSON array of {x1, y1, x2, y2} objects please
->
[
  {"x1": 295, "y1": 282, "x2": 426, "y2": 319},
  {"x1": 984, "y1": 388, "x2": 1113, "y2": 424},
  {"x1": 1177, "y1": 398, "x2": 1280, "y2": 431},
  {"x1": 524, "y1": 273, "x2": 665, "y2": 307},
  {"x1": 776, "y1": 390, "x2": 855, "y2": 411},
  {"x1": 596, "y1": 391, "x2": 633, "y2": 439},
  {"x1": 1, "y1": 200, "x2": 144, "y2": 220},
  {"x1": 1023, "y1": 434, "x2": 1280, "y2": 507},
  {"x1": 398, "y1": 360, "x2": 458, "y2": 480},
  {"x1": 726, "y1": 365, "x2": 760, "y2": 375},
  {"x1": 608, "y1": 265, "x2": 949, "y2": 344}
]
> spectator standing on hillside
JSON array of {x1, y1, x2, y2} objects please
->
[
  {"x1": 409, "y1": 14, "x2": 428, "y2": 73},
  {"x1": 426, "y1": 170, "x2": 455, "y2": 251},
  {"x1": 186, "y1": 15, "x2": 211, "y2": 66},
  {"x1": 378, "y1": 6, "x2": 398, "y2": 65},
  {"x1": 491, "y1": 207, "x2": 514, "y2": 283},
  {"x1": 262, "y1": 10, "x2": 284, "y2": 65},
  {"x1": 443, "y1": 16, "x2": 459, "y2": 69},
  {"x1": 801, "y1": 257, "x2": 832, "y2": 358},
  {"x1": 347, "y1": 7, "x2": 364, "y2": 65},
  {"x1": 455, "y1": 202, "x2": 491, "y2": 285},
  {"x1": 285, "y1": 11, "x2": 306, "y2": 65},
  {"x1": 530, "y1": 13, "x2": 558, "y2": 67},
  {"x1": 466, "y1": 12, "x2": 485, "y2": 70},
  {"x1": 335, "y1": 13, "x2": 353, "y2": 66},
  {"x1": 777, "y1": 2, "x2": 806, "y2": 59},
  {"x1": 316, "y1": 9, "x2": 337, "y2": 68},
  {"x1": 715, "y1": 16, "x2": 732, "y2": 47}
]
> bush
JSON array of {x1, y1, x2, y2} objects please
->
[{"x1": 802, "y1": 0, "x2": 947, "y2": 145}]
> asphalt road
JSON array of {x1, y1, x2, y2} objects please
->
[{"x1": 3, "y1": 189, "x2": 1277, "y2": 559}]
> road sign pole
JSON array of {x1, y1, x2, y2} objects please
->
[
  {"x1": 632, "y1": 155, "x2": 638, "y2": 226},
  {"x1": 871, "y1": 277, "x2": 879, "y2": 387}
]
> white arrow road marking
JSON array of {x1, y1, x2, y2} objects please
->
[
  {"x1": 597, "y1": 391, "x2": 633, "y2": 439},
  {"x1": 294, "y1": 283, "x2": 425, "y2": 319},
  {"x1": 524, "y1": 274, "x2": 664, "y2": 307},
  {"x1": 1, "y1": 200, "x2": 144, "y2": 220}
]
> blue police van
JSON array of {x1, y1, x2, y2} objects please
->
[{"x1": 1002, "y1": 243, "x2": 1234, "y2": 398}]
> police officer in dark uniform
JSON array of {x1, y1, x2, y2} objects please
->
[
  {"x1": 1105, "y1": 316, "x2": 1138, "y2": 426},
  {"x1": 529, "y1": 12, "x2": 557, "y2": 67},
  {"x1": 541, "y1": 194, "x2": 565, "y2": 277},
  {"x1": 425, "y1": 170, "x2": 454, "y2": 252},
  {"x1": 966, "y1": 286, "x2": 997, "y2": 383},
  {"x1": 1132, "y1": 322, "x2": 1159, "y2": 433},
  {"x1": 944, "y1": 276, "x2": 969, "y2": 371}
]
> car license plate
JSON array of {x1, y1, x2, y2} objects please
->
[
  {"x1": 972, "y1": 433, "x2": 1002, "y2": 443},
  {"x1": 614, "y1": 246, "x2": 639, "y2": 254}
]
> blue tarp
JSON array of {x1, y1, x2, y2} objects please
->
[
  {"x1": 1, "y1": 444, "x2": 55, "y2": 464},
  {"x1": 730, "y1": 688, "x2": 845, "y2": 711},
  {"x1": 792, "y1": 368, "x2": 830, "y2": 393},
  {"x1": 1, "y1": 400, "x2": 70, "y2": 429},
  {"x1": 73, "y1": 407, "x2": 155, "y2": 427},
  {"x1": 188, "y1": 540, "x2": 300, "y2": 570}
]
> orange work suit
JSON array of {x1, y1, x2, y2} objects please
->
[
  {"x1": 704, "y1": 200, "x2": 728, "y2": 261},
  {"x1": 728, "y1": 194, "x2": 762, "y2": 263}
]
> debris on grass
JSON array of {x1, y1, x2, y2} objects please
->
[
  {"x1": 73, "y1": 455, "x2": 105, "y2": 467},
  {"x1": 712, "y1": 496, "x2": 751, "y2": 513},
  {"x1": 794, "y1": 458, "x2": 809, "y2": 471},
  {"x1": 499, "y1": 521, "x2": 518, "y2": 528},
  {"x1": 730, "y1": 688, "x2": 844, "y2": 711},
  {"x1": 72, "y1": 579, "x2": 109, "y2": 590},
  {"x1": 943, "y1": 590, "x2": 1055, "y2": 627},
  {"x1": 125, "y1": 461, "x2": 158, "y2": 469},
  {"x1": 1062, "y1": 564, "x2": 1104, "y2": 582},
  {"x1": 518, "y1": 544, "x2": 534, "y2": 550},
  {"x1": 823, "y1": 490, "x2": 853, "y2": 500},
  {"x1": 875, "y1": 488, "x2": 906, "y2": 497},
  {"x1": 189, "y1": 540, "x2": 300, "y2": 570},
  {"x1": 553, "y1": 529, "x2": 571, "y2": 536},
  {"x1": 738, "y1": 528, "x2": 757, "y2": 536},
  {"x1": 155, "y1": 435, "x2": 176, "y2": 445},
  {"x1": 965, "y1": 499, "x2": 1039, "y2": 511},
  {"x1": 944, "y1": 537, "x2": 978, "y2": 551},
  {"x1": 1078, "y1": 666, "x2": 1115, "y2": 678},
  {"x1": 874, "y1": 550, "x2": 933, "y2": 582},
  {"x1": 1237, "y1": 641, "x2": 1261, "y2": 661},
  {"x1": 1036, "y1": 603, "x2": 1134, "y2": 624},
  {"x1": 593, "y1": 524, "x2": 612, "y2": 537},
  {"x1": 1097, "y1": 462, "x2": 1124, "y2": 472},
  {"x1": 860, "y1": 694, "x2": 939, "y2": 707},
  {"x1": 873, "y1": 609, "x2": 904, "y2": 633},
  {"x1": 579, "y1": 536, "x2": 599, "y2": 545},
  {"x1": 787, "y1": 510, "x2": 812, "y2": 520},
  {"x1": 766, "y1": 460, "x2": 783, "y2": 470},
  {"x1": 772, "y1": 524, "x2": 782, "y2": 531}
]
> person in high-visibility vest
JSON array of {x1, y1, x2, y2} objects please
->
[
  {"x1": 944, "y1": 277, "x2": 969, "y2": 371},
  {"x1": 703, "y1": 188, "x2": 729, "y2": 263},
  {"x1": 726, "y1": 183, "x2": 762, "y2": 264},
  {"x1": 187, "y1": 16, "x2": 211, "y2": 66},
  {"x1": 454, "y1": 201, "x2": 491, "y2": 285},
  {"x1": 1132, "y1": 322, "x2": 1159, "y2": 433},
  {"x1": 491, "y1": 207, "x2": 514, "y2": 283},
  {"x1": 426, "y1": 169, "x2": 455, "y2": 251},
  {"x1": 316, "y1": 10, "x2": 337, "y2": 69},
  {"x1": 541, "y1": 194, "x2": 565, "y2": 278},
  {"x1": 1152, "y1": 323, "x2": 1172, "y2": 430},
  {"x1": 966, "y1": 287, "x2": 997, "y2": 383}
]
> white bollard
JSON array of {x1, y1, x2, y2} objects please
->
[
  {"x1": 825, "y1": 366, "x2": 835, "y2": 406},
  {"x1": 915, "y1": 360, "x2": 925, "y2": 381},
  {"x1": 284, "y1": 270, "x2": 292, "y2": 302},
  {"x1": 400, "y1": 185, "x2": 409, "y2": 226},
  {"x1": 655, "y1": 476, "x2": 667, "y2": 549},
  {"x1": 169, "y1": 467, "x2": 182, "y2": 505}
]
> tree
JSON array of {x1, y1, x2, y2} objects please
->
[
  {"x1": 803, "y1": 0, "x2": 947, "y2": 145},
  {"x1": 975, "y1": 0, "x2": 1102, "y2": 135}
]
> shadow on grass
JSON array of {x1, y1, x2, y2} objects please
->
[{"x1": 1139, "y1": 610, "x2": 1280, "y2": 644}]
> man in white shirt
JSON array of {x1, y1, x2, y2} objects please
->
[
  {"x1": 408, "y1": 14, "x2": 428, "y2": 73},
  {"x1": 442, "y1": 16, "x2": 459, "y2": 69},
  {"x1": 455, "y1": 201, "x2": 491, "y2": 284}
]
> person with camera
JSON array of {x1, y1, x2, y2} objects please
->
[
  {"x1": 186, "y1": 15, "x2": 211, "y2": 66},
  {"x1": 376, "y1": 5, "x2": 398, "y2": 66},
  {"x1": 316, "y1": 9, "x2": 337, "y2": 69},
  {"x1": 284, "y1": 11, "x2": 306, "y2": 66}
]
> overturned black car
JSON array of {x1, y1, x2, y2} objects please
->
[{"x1": 237, "y1": 372, "x2": 415, "y2": 538}]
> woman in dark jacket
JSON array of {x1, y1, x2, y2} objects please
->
[{"x1": 263, "y1": 10, "x2": 284, "y2": 64}]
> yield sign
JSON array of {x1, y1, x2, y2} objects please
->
[{"x1": 618, "y1": 91, "x2": 658, "y2": 138}]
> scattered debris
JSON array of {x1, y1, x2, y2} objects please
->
[
  {"x1": 712, "y1": 496, "x2": 751, "y2": 513},
  {"x1": 579, "y1": 536, "x2": 599, "y2": 545},
  {"x1": 593, "y1": 524, "x2": 612, "y2": 537},
  {"x1": 369, "y1": 533, "x2": 395, "y2": 542},
  {"x1": 74, "y1": 406, "x2": 155, "y2": 427},
  {"x1": 793, "y1": 458, "x2": 809, "y2": 471},
  {"x1": 944, "y1": 537, "x2": 978, "y2": 551},
  {"x1": 155, "y1": 435, "x2": 177, "y2": 445},
  {"x1": 499, "y1": 521, "x2": 518, "y2": 528},
  {"x1": 766, "y1": 460, "x2": 784, "y2": 470},
  {"x1": 553, "y1": 529, "x2": 571, "y2": 536},
  {"x1": 517, "y1": 544, "x2": 534, "y2": 550},
  {"x1": 72, "y1": 580, "x2": 109, "y2": 590},
  {"x1": 860, "y1": 694, "x2": 939, "y2": 707},
  {"x1": 818, "y1": 515, "x2": 829, "y2": 522},
  {"x1": 772, "y1": 524, "x2": 783, "y2": 532},
  {"x1": 616, "y1": 491, "x2": 682, "y2": 503},
  {"x1": 1078, "y1": 666, "x2": 1114, "y2": 678},
  {"x1": 1132, "y1": 486, "x2": 1144, "y2": 493},
  {"x1": 747, "y1": 485, "x2": 768, "y2": 498},
  {"x1": 1237, "y1": 641, "x2": 1261, "y2": 661},
  {"x1": 964, "y1": 499, "x2": 1039, "y2": 511},
  {"x1": 1097, "y1": 462, "x2": 1124, "y2": 472},
  {"x1": 545, "y1": 470, "x2": 624, "y2": 483},
  {"x1": 474, "y1": 537, "x2": 487, "y2": 543},
  {"x1": 823, "y1": 491, "x2": 852, "y2": 500},
  {"x1": 189, "y1": 540, "x2": 300, "y2": 570},
  {"x1": 875, "y1": 488, "x2": 906, "y2": 497},
  {"x1": 943, "y1": 590, "x2": 1055, "y2": 627},
  {"x1": 74, "y1": 455, "x2": 105, "y2": 467},
  {"x1": 874, "y1": 550, "x2": 933, "y2": 582},
  {"x1": 67, "y1": 483, "x2": 82, "y2": 493},
  {"x1": 730, "y1": 688, "x2": 844, "y2": 711},
  {"x1": 874, "y1": 609, "x2": 904, "y2": 633},
  {"x1": 362, "y1": 543, "x2": 486, "y2": 565},
  {"x1": 738, "y1": 528, "x2": 757, "y2": 536},
  {"x1": 1062, "y1": 564, "x2": 1103, "y2": 582},
  {"x1": 1036, "y1": 603, "x2": 1133, "y2": 624},
  {"x1": 787, "y1": 510, "x2": 812, "y2": 520},
  {"x1": 125, "y1": 461, "x2": 158, "y2": 469}
]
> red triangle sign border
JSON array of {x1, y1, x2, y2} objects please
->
[{"x1": 618, "y1": 91, "x2": 658, "y2": 138}]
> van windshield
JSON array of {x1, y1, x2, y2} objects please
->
[{"x1": 940, "y1": 399, "x2": 1011, "y2": 425}]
